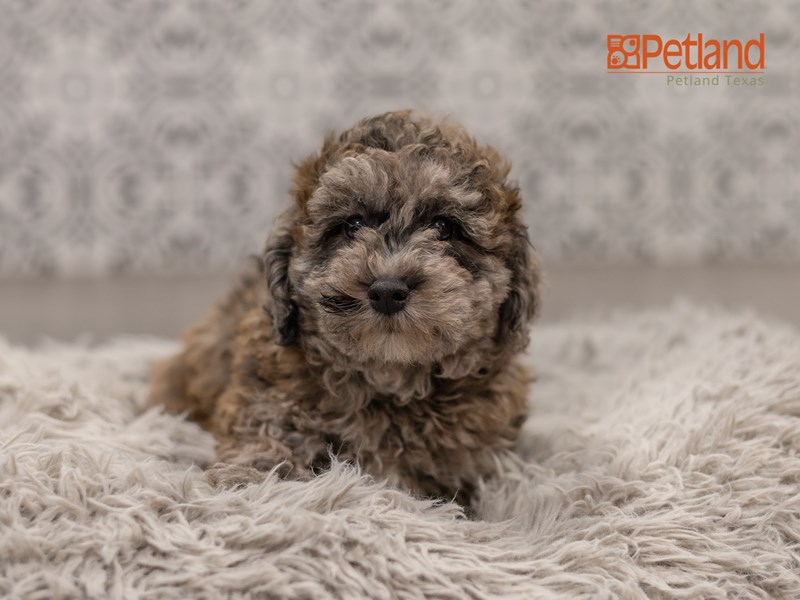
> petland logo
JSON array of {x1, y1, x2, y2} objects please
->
[{"x1": 607, "y1": 34, "x2": 765, "y2": 87}]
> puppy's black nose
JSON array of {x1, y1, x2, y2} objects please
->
[{"x1": 367, "y1": 279, "x2": 409, "y2": 315}]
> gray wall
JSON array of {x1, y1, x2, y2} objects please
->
[{"x1": 1, "y1": 0, "x2": 798, "y2": 276}]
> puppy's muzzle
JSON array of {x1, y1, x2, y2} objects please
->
[{"x1": 367, "y1": 279, "x2": 409, "y2": 316}]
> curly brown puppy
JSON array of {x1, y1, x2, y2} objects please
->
[{"x1": 147, "y1": 110, "x2": 541, "y2": 505}]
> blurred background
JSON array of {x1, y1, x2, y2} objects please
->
[{"x1": 1, "y1": 0, "x2": 798, "y2": 344}]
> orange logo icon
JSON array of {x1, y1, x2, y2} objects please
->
[{"x1": 607, "y1": 35, "x2": 641, "y2": 69}]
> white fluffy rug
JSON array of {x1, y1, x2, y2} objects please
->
[{"x1": 2, "y1": 304, "x2": 800, "y2": 599}]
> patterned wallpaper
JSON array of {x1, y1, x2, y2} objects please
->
[{"x1": 0, "y1": 0, "x2": 798, "y2": 276}]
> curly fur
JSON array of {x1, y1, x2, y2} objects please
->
[{"x1": 147, "y1": 110, "x2": 541, "y2": 503}]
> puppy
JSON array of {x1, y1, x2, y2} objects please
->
[{"x1": 147, "y1": 110, "x2": 541, "y2": 505}]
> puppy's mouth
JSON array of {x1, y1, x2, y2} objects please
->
[
  {"x1": 316, "y1": 290, "x2": 465, "y2": 364},
  {"x1": 319, "y1": 294, "x2": 362, "y2": 314}
]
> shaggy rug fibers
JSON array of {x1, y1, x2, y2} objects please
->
[{"x1": 1, "y1": 304, "x2": 799, "y2": 599}]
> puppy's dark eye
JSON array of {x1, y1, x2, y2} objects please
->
[
  {"x1": 430, "y1": 216, "x2": 454, "y2": 241},
  {"x1": 345, "y1": 215, "x2": 366, "y2": 238}
]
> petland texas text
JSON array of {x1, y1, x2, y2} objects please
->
[{"x1": 607, "y1": 33, "x2": 765, "y2": 87}]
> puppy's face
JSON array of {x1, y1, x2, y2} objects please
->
[{"x1": 265, "y1": 111, "x2": 539, "y2": 368}]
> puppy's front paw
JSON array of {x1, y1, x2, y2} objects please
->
[{"x1": 204, "y1": 462, "x2": 269, "y2": 490}]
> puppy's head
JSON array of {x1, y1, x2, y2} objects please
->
[{"x1": 264, "y1": 110, "x2": 540, "y2": 368}]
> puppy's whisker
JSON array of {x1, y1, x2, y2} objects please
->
[{"x1": 319, "y1": 294, "x2": 362, "y2": 314}]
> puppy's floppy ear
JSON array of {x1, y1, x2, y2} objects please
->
[
  {"x1": 263, "y1": 213, "x2": 299, "y2": 346},
  {"x1": 263, "y1": 143, "x2": 331, "y2": 345},
  {"x1": 497, "y1": 221, "x2": 540, "y2": 351}
]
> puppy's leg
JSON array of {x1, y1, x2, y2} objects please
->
[
  {"x1": 204, "y1": 435, "x2": 315, "y2": 489},
  {"x1": 202, "y1": 383, "x2": 320, "y2": 489},
  {"x1": 204, "y1": 463, "x2": 268, "y2": 489},
  {"x1": 146, "y1": 261, "x2": 262, "y2": 426},
  {"x1": 147, "y1": 343, "x2": 227, "y2": 426}
]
